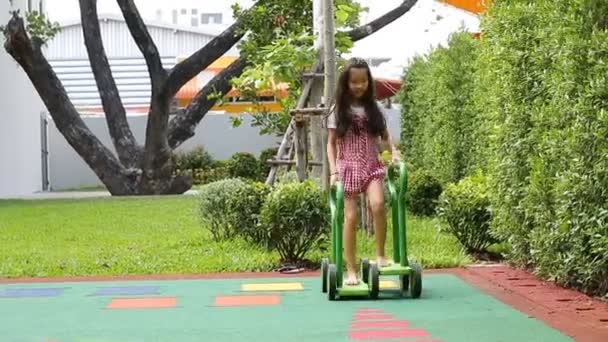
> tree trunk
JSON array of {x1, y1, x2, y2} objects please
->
[{"x1": 3, "y1": 0, "x2": 419, "y2": 195}]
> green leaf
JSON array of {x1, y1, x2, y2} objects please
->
[{"x1": 336, "y1": 10, "x2": 349, "y2": 25}]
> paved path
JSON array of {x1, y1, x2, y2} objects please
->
[{"x1": 2, "y1": 266, "x2": 606, "y2": 342}]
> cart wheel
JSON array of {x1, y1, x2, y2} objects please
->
[
  {"x1": 328, "y1": 264, "x2": 338, "y2": 301},
  {"x1": 321, "y1": 258, "x2": 329, "y2": 293},
  {"x1": 409, "y1": 262, "x2": 422, "y2": 299},
  {"x1": 399, "y1": 273, "x2": 410, "y2": 296},
  {"x1": 360, "y1": 258, "x2": 370, "y2": 284},
  {"x1": 369, "y1": 263, "x2": 380, "y2": 299}
]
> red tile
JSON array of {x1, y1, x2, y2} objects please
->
[
  {"x1": 348, "y1": 329, "x2": 429, "y2": 340},
  {"x1": 213, "y1": 295, "x2": 280, "y2": 307},
  {"x1": 106, "y1": 297, "x2": 176, "y2": 309},
  {"x1": 351, "y1": 320, "x2": 409, "y2": 329},
  {"x1": 352, "y1": 313, "x2": 395, "y2": 320},
  {"x1": 355, "y1": 309, "x2": 385, "y2": 314}
]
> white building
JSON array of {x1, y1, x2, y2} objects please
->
[
  {"x1": 0, "y1": 0, "x2": 48, "y2": 198},
  {"x1": 44, "y1": 14, "x2": 239, "y2": 112}
]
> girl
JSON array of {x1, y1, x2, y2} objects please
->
[{"x1": 326, "y1": 57, "x2": 400, "y2": 285}]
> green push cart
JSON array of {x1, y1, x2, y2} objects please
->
[{"x1": 320, "y1": 161, "x2": 422, "y2": 300}]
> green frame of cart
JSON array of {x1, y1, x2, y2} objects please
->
[{"x1": 321, "y1": 161, "x2": 422, "y2": 300}]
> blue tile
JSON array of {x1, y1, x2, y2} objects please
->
[
  {"x1": 91, "y1": 285, "x2": 160, "y2": 296},
  {"x1": 0, "y1": 287, "x2": 66, "y2": 298}
]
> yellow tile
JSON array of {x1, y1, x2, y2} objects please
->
[
  {"x1": 241, "y1": 282, "x2": 304, "y2": 292},
  {"x1": 380, "y1": 280, "x2": 398, "y2": 289}
]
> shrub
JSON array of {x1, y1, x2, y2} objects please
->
[
  {"x1": 198, "y1": 178, "x2": 246, "y2": 240},
  {"x1": 173, "y1": 146, "x2": 215, "y2": 172},
  {"x1": 397, "y1": 31, "x2": 481, "y2": 185},
  {"x1": 226, "y1": 181, "x2": 271, "y2": 246},
  {"x1": 192, "y1": 160, "x2": 229, "y2": 185},
  {"x1": 477, "y1": 0, "x2": 608, "y2": 295},
  {"x1": 259, "y1": 147, "x2": 279, "y2": 178},
  {"x1": 227, "y1": 152, "x2": 261, "y2": 180},
  {"x1": 259, "y1": 180, "x2": 329, "y2": 263},
  {"x1": 276, "y1": 170, "x2": 299, "y2": 184},
  {"x1": 406, "y1": 169, "x2": 443, "y2": 217},
  {"x1": 437, "y1": 172, "x2": 496, "y2": 254}
]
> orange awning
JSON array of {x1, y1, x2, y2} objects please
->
[
  {"x1": 207, "y1": 56, "x2": 238, "y2": 72},
  {"x1": 438, "y1": 0, "x2": 490, "y2": 15},
  {"x1": 175, "y1": 78, "x2": 289, "y2": 102}
]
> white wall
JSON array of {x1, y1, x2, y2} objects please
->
[
  {"x1": 0, "y1": 0, "x2": 46, "y2": 198},
  {"x1": 46, "y1": 106, "x2": 402, "y2": 191},
  {"x1": 47, "y1": 113, "x2": 283, "y2": 190}
]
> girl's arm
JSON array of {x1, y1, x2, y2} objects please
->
[
  {"x1": 327, "y1": 128, "x2": 338, "y2": 175},
  {"x1": 381, "y1": 129, "x2": 401, "y2": 161}
]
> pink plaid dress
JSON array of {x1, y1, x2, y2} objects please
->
[{"x1": 336, "y1": 115, "x2": 386, "y2": 197}]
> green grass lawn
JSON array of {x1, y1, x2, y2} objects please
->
[{"x1": 0, "y1": 196, "x2": 470, "y2": 278}]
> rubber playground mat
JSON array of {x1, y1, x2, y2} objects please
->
[{"x1": 0, "y1": 271, "x2": 581, "y2": 342}]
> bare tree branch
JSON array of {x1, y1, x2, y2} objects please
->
[
  {"x1": 167, "y1": 57, "x2": 248, "y2": 149},
  {"x1": 79, "y1": 0, "x2": 139, "y2": 166},
  {"x1": 115, "y1": 0, "x2": 171, "y2": 172},
  {"x1": 116, "y1": 0, "x2": 166, "y2": 91},
  {"x1": 346, "y1": 0, "x2": 418, "y2": 41},
  {"x1": 163, "y1": 18, "x2": 247, "y2": 99},
  {"x1": 166, "y1": 0, "x2": 416, "y2": 150},
  {"x1": 3, "y1": 13, "x2": 133, "y2": 193}
]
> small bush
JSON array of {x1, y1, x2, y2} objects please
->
[
  {"x1": 259, "y1": 147, "x2": 279, "y2": 178},
  {"x1": 198, "y1": 178, "x2": 246, "y2": 240},
  {"x1": 437, "y1": 172, "x2": 496, "y2": 253},
  {"x1": 174, "y1": 146, "x2": 215, "y2": 172},
  {"x1": 276, "y1": 170, "x2": 300, "y2": 184},
  {"x1": 406, "y1": 169, "x2": 443, "y2": 216},
  {"x1": 192, "y1": 160, "x2": 229, "y2": 185},
  {"x1": 227, "y1": 152, "x2": 261, "y2": 180},
  {"x1": 259, "y1": 180, "x2": 329, "y2": 263},
  {"x1": 226, "y1": 181, "x2": 271, "y2": 246}
]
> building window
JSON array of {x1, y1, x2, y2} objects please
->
[
  {"x1": 172, "y1": 9, "x2": 178, "y2": 24},
  {"x1": 39, "y1": 0, "x2": 44, "y2": 13},
  {"x1": 191, "y1": 9, "x2": 198, "y2": 27},
  {"x1": 201, "y1": 13, "x2": 223, "y2": 25},
  {"x1": 27, "y1": 0, "x2": 32, "y2": 11}
]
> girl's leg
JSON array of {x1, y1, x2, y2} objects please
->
[
  {"x1": 344, "y1": 195, "x2": 359, "y2": 285},
  {"x1": 366, "y1": 179, "x2": 390, "y2": 266}
]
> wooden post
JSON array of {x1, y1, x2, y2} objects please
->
[
  {"x1": 265, "y1": 58, "x2": 322, "y2": 186},
  {"x1": 294, "y1": 115, "x2": 308, "y2": 182},
  {"x1": 322, "y1": 0, "x2": 337, "y2": 191}
]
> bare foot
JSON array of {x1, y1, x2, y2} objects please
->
[
  {"x1": 344, "y1": 270, "x2": 359, "y2": 285},
  {"x1": 376, "y1": 256, "x2": 392, "y2": 268}
]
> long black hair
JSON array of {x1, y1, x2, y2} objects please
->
[{"x1": 333, "y1": 57, "x2": 387, "y2": 138}]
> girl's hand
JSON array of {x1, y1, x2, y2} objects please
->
[
  {"x1": 391, "y1": 150, "x2": 401, "y2": 163},
  {"x1": 330, "y1": 173, "x2": 339, "y2": 186}
]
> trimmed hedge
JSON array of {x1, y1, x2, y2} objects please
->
[
  {"x1": 399, "y1": 0, "x2": 608, "y2": 296},
  {"x1": 398, "y1": 31, "x2": 481, "y2": 185},
  {"x1": 477, "y1": 0, "x2": 608, "y2": 296}
]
